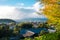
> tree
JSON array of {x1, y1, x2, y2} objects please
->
[
  {"x1": 40, "y1": 0, "x2": 60, "y2": 30},
  {"x1": 18, "y1": 22, "x2": 33, "y2": 29},
  {"x1": 38, "y1": 23, "x2": 43, "y2": 28}
]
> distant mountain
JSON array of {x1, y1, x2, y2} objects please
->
[
  {"x1": 0, "y1": 19, "x2": 16, "y2": 24},
  {"x1": 16, "y1": 18, "x2": 48, "y2": 22}
]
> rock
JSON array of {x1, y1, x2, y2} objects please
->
[
  {"x1": 48, "y1": 29, "x2": 56, "y2": 33},
  {"x1": 23, "y1": 30, "x2": 35, "y2": 37}
]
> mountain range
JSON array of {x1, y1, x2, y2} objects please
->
[{"x1": 16, "y1": 18, "x2": 48, "y2": 22}]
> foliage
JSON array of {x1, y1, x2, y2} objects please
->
[
  {"x1": 18, "y1": 22, "x2": 33, "y2": 29},
  {"x1": 40, "y1": 0, "x2": 60, "y2": 30},
  {"x1": 40, "y1": 31, "x2": 60, "y2": 40},
  {"x1": 0, "y1": 22, "x2": 60, "y2": 40},
  {"x1": 23, "y1": 31, "x2": 60, "y2": 40},
  {"x1": 40, "y1": 30, "x2": 46, "y2": 35},
  {"x1": 38, "y1": 23, "x2": 43, "y2": 28},
  {"x1": 24, "y1": 38, "x2": 32, "y2": 40}
]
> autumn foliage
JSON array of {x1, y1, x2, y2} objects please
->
[{"x1": 40, "y1": 0, "x2": 60, "y2": 30}]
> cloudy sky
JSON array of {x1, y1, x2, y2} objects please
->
[{"x1": 0, "y1": 0, "x2": 45, "y2": 20}]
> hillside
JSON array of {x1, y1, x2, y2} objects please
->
[{"x1": 0, "y1": 19, "x2": 16, "y2": 24}]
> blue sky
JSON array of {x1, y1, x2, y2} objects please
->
[
  {"x1": 0, "y1": 0, "x2": 45, "y2": 20},
  {"x1": 0, "y1": 0, "x2": 37, "y2": 6}
]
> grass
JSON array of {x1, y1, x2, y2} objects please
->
[{"x1": 23, "y1": 31, "x2": 60, "y2": 40}]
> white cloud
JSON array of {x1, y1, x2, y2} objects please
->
[
  {"x1": 18, "y1": 7, "x2": 33, "y2": 9},
  {"x1": 0, "y1": 6, "x2": 25, "y2": 20},
  {"x1": 28, "y1": 12, "x2": 45, "y2": 18},
  {"x1": 0, "y1": 2, "x2": 46, "y2": 20},
  {"x1": 0, "y1": 6, "x2": 34, "y2": 20},
  {"x1": 17, "y1": 2, "x2": 44, "y2": 13},
  {"x1": 16, "y1": 3, "x2": 24, "y2": 6},
  {"x1": 33, "y1": 2, "x2": 40, "y2": 12},
  {"x1": 33, "y1": 2, "x2": 44, "y2": 13}
]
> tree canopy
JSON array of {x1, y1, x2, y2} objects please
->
[{"x1": 40, "y1": 0, "x2": 60, "y2": 30}]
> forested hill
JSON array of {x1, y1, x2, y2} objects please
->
[{"x1": 0, "y1": 19, "x2": 16, "y2": 23}]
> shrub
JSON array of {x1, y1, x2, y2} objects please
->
[
  {"x1": 38, "y1": 23, "x2": 43, "y2": 28},
  {"x1": 18, "y1": 22, "x2": 33, "y2": 29}
]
